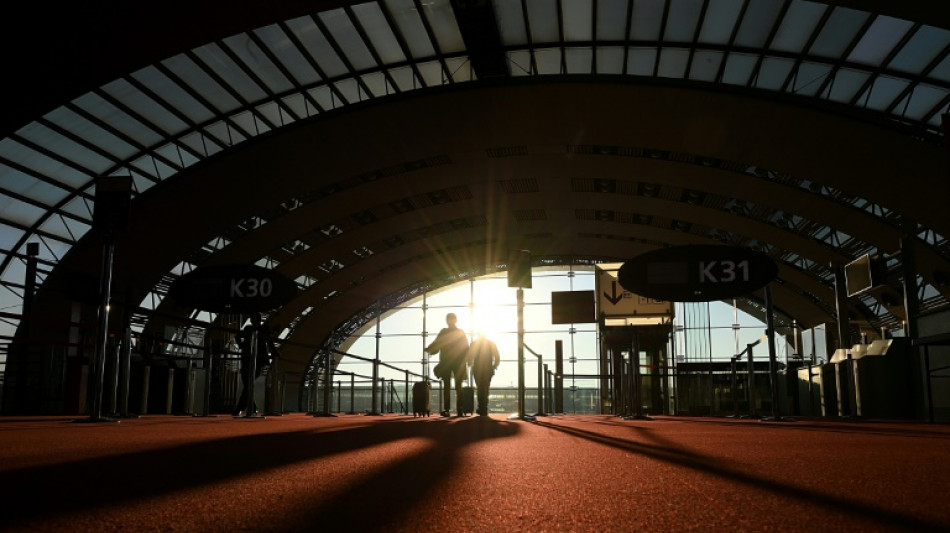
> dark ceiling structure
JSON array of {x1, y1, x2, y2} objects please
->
[{"x1": 2, "y1": 0, "x2": 949, "y2": 403}]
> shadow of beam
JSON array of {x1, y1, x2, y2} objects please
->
[{"x1": 535, "y1": 419, "x2": 945, "y2": 532}]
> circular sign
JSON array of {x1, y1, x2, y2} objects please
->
[
  {"x1": 169, "y1": 264, "x2": 298, "y2": 312},
  {"x1": 617, "y1": 245, "x2": 778, "y2": 302}
]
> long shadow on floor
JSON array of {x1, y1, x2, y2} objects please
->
[
  {"x1": 534, "y1": 418, "x2": 947, "y2": 532},
  {"x1": 0, "y1": 415, "x2": 519, "y2": 529},
  {"x1": 289, "y1": 416, "x2": 515, "y2": 532}
]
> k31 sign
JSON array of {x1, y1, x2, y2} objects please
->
[{"x1": 617, "y1": 245, "x2": 778, "y2": 302}]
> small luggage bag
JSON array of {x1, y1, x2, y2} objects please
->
[
  {"x1": 412, "y1": 380, "x2": 431, "y2": 417},
  {"x1": 459, "y1": 386, "x2": 475, "y2": 416}
]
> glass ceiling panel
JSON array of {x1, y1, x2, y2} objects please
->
[
  {"x1": 755, "y1": 57, "x2": 795, "y2": 91},
  {"x1": 826, "y1": 68, "x2": 869, "y2": 103},
  {"x1": 527, "y1": 0, "x2": 560, "y2": 44},
  {"x1": 721, "y1": 53, "x2": 758, "y2": 86},
  {"x1": 319, "y1": 9, "x2": 378, "y2": 72},
  {"x1": 101, "y1": 78, "x2": 190, "y2": 135},
  {"x1": 131, "y1": 65, "x2": 216, "y2": 125},
  {"x1": 388, "y1": 65, "x2": 420, "y2": 91},
  {"x1": 534, "y1": 48, "x2": 562, "y2": 75},
  {"x1": 384, "y1": 0, "x2": 436, "y2": 59},
  {"x1": 37, "y1": 214, "x2": 81, "y2": 242},
  {"x1": 422, "y1": 0, "x2": 466, "y2": 54},
  {"x1": 222, "y1": 33, "x2": 295, "y2": 94},
  {"x1": 162, "y1": 54, "x2": 241, "y2": 112},
  {"x1": 127, "y1": 169, "x2": 157, "y2": 195},
  {"x1": 280, "y1": 93, "x2": 311, "y2": 120},
  {"x1": 255, "y1": 24, "x2": 322, "y2": 86},
  {"x1": 698, "y1": 0, "x2": 743, "y2": 44},
  {"x1": 59, "y1": 196, "x2": 93, "y2": 220},
  {"x1": 1, "y1": 198, "x2": 46, "y2": 227},
  {"x1": 848, "y1": 16, "x2": 914, "y2": 66},
  {"x1": 772, "y1": 0, "x2": 827, "y2": 53},
  {"x1": 204, "y1": 120, "x2": 248, "y2": 147},
  {"x1": 689, "y1": 50, "x2": 724, "y2": 81},
  {"x1": 256, "y1": 100, "x2": 289, "y2": 128},
  {"x1": 418, "y1": 60, "x2": 447, "y2": 86},
  {"x1": 18, "y1": 123, "x2": 114, "y2": 176},
  {"x1": 734, "y1": 0, "x2": 785, "y2": 48},
  {"x1": 810, "y1": 7, "x2": 869, "y2": 58},
  {"x1": 494, "y1": 0, "x2": 529, "y2": 45},
  {"x1": 43, "y1": 107, "x2": 138, "y2": 161},
  {"x1": 361, "y1": 71, "x2": 390, "y2": 97},
  {"x1": 890, "y1": 26, "x2": 950, "y2": 75},
  {"x1": 0, "y1": 138, "x2": 88, "y2": 189},
  {"x1": 565, "y1": 47, "x2": 593, "y2": 74},
  {"x1": 507, "y1": 50, "x2": 533, "y2": 76},
  {"x1": 562, "y1": 0, "x2": 593, "y2": 42},
  {"x1": 790, "y1": 61, "x2": 833, "y2": 96},
  {"x1": 308, "y1": 85, "x2": 339, "y2": 111},
  {"x1": 445, "y1": 56, "x2": 475, "y2": 82},
  {"x1": 334, "y1": 78, "x2": 363, "y2": 104},
  {"x1": 282, "y1": 16, "x2": 339, "y2": 81},
  {"x1": 658, "y1": 48, "x2": 690, "y2": 78},
  {"x1": 1, "y1": 166, "x2": 70, "y2": 205},
  {"x1": 630, "y1": 0, "x2": 664, "y2": 41},
  {"x1": 665, "y1": 0, "x2": 703, "y2": 43},
  {"x1": 931, "y1": 54, "x2": 950, "y2": 83},
  {"x1": 597, "y1": 46, "x2": 625, "y2": 74},
  {"x1": 901, "y1": 84, "x2": 948, "y2": 120},
  {"x1": 0, "y1": 222, "x2": 24, "y2": 251},
  {"x1": 597, "y1": 0, "x2": 628, "y2": 41},
  {"x1": 72, "y1": 92, "x2": 163, "y2": 148},
  {"x1": 191, "y1": 44, "x2": 268, "y2": 103},
  {"x1": 352, "y1": 3, "x2": 407, "y2": 65},
  {"x1": 858, "y1": 75, "x2": 910, "y2": 111},
  {"x1": 627, "y1": 47, "x2": 657, "y2": 76}
]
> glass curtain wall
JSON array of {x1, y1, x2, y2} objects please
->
[{"x1": 330, "y1": 269, "x2": 779, "y2": 415}]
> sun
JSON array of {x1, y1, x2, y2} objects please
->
[{"x1": 469, "y1": 281, "x2": 520, "y2": 341}]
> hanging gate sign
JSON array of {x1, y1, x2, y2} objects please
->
[
  {"x1": 617, "y1": 245, "x2": 777, "y2": 302},
  {"x1": 169, "y1": 264, "x2": 298, "y2": 312}
]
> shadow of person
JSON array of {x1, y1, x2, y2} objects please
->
[{"x1": 293, "y1": 416, "x2": 520, "y2": 532}]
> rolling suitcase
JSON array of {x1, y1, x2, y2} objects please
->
[
  {"x1": 412, "y1": 380, "x2": 431, "y2": 417},
  {"x1": 459, "y1": 386, "x2": 475, "y2": 416}
]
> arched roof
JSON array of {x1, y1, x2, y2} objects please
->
[{"x1": 2, "y1": 0, "x2": 949, "y2": 378}]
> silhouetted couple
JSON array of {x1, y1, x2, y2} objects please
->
[{"x1": 426, "y1": 313, "x2": 500, "y2": 417}]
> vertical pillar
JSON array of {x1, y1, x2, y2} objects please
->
[
  {"x1": 370, "y1": 302, "x2": 381, "y2": 415},
  {"x1": 832, "y1": 264, "x2": 851, "y2": 349},
  {"x1": 764, "y1": 285, "x2": 781, "y2": 419},
  {"x1": 517, "y1": 288, "x2": 525, "y2": 419},
  {"x1": 747, "y1": 343, "x2": 756, "y2": 417},
  {"x1": 900, "y1": 220, "x2": 920, "y2": 340},
  {"x1": 554, "y1": 340, "x2": 564, "y2": 413},
  {"x1": 88, "y1": 226, "x2": 116, "y2": 421},
  {"x1": 118, "y1": 327, "x2": 132, "y2": 417}
]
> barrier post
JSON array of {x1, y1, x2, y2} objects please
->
[{"x1": 746, "y1": 343, "x2": 756, "y2": 417}]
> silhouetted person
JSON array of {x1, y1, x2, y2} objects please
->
[
  {"x1": 233, "y1": 315, "x2": 277, "y2": 416},
  {"x1": 426, "y1": 312, "x2": 469, "y2": 417},
  {"x1": 469, "y1": 334, "x2": 500, "y2": 416}
]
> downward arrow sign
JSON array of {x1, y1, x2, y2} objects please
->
[{"x1": 604, "y1": 281, "x2": 624, "y2": 305}]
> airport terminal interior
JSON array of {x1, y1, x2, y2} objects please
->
[{"x1": 1, "y1": 1, "x2": 950, "y2": 531}]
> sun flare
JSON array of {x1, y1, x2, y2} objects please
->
[{"x1": 469, "y1": 282, "x2": 520, "y2": 341}]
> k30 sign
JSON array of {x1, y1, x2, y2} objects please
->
[
  {"x1": 169, "y1": 264, "x2": 298, "y2": 313},
  {"x1": 617, "y1": 245, "x2": 778, "y2": 302}
]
